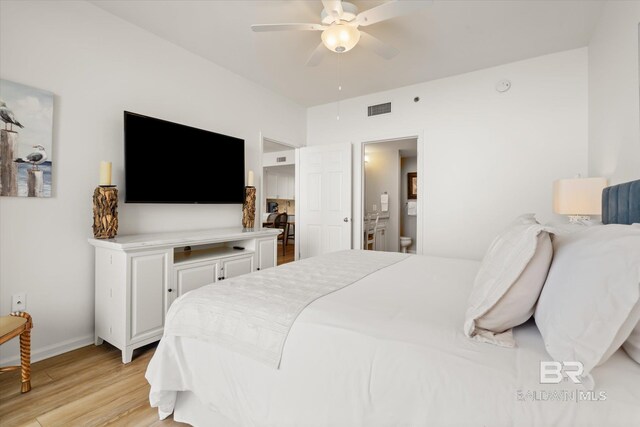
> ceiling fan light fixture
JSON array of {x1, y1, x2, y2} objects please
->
[{"x1": 321, "y1": 23, "x2": 360, "y2": 53}]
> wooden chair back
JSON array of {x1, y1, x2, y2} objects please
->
[{"x1": 274, "y1": 213, "x2": 288, "y2": 231}]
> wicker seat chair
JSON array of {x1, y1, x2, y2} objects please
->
[
  {"x1": 264, "y1": 213, "x2": 278, "y2": 227},
  {"x1": 273, "y1": 212, "x2": 289, "y2": 256},
  {"x1": 0, "y1": 311, "x2": 33, "y2": 393}
]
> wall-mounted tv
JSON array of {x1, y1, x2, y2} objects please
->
[{"x1": 124, "y1": 111, "x2": 245, "y2": 204}]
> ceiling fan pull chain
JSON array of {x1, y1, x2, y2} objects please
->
[{"x1": 337, "y1": 55, "x2": 342, "y2": 121}]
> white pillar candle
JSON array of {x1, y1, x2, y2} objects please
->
[
  {"x1": 99, "y1": 161, "x2": 112, "y2": 186},
  {"x1": 247, "y1": 170, "x2": 254, "y2": 187}
]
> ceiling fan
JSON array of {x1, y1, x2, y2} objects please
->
[{"x1": 251, "y1": 0, "x2": 428, "y2": 66}]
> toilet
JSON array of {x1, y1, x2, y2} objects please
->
[{"x1": 400, "y1": 236, "x2": 412, "y2": 253}]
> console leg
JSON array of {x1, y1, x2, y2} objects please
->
[{"x1": 122, "y1": 347, "x2": 134, "y2": 364}]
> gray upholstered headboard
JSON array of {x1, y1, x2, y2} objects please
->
[{"x1": 602, "y1": 179, "x2": 640, "y2": 225}]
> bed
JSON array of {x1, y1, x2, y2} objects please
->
[{"x1": 146, "y1": 181, "x2": 640, "y2": 426}]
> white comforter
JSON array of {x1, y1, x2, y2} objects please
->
[
  {"x1": 163, "y1": 250, "x2": 408, "y2": 368},
  {"x1": 147, "y1": 254, "x2": 640, "y2": 426}
]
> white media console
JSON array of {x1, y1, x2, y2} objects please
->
[{"x1": 88, "y1": 227, "x2": 281, "y2": 363}]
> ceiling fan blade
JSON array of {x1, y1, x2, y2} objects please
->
[
  {"x1": 321, "y1": 0, "x2": 344, "y2": 21},
  {"x1": 306, "y1": 42, "x2": 327, "y2": 67},
  {"x1": 355, "y1": 0, "x2": 429, "y2": 27},
  {"x1": 358, "y1": 31, "x2": 399, "y2": 59},
  {"x1": 251, "y1": 23, "x2": 326, "y2": 32}
]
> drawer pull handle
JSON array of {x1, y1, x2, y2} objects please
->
[{"x1": 168, "y1": 288, "x2": 173, "y2": 293}]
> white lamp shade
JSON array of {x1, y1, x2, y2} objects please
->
[
  {"x1": 321, "y1": 23, "x2": 360, "y2": 53},
  {"x1": 553, "y1": 177, "x2": 608, "y2": 215}
]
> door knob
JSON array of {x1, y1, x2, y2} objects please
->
[
  {"x1": 168, "y1": 288, "x2": 173, "y2": 293},
  {"x1": 343, "y1": 217, "x2": 349, "y2": 222}
]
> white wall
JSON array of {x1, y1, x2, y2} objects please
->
[
  {"x1": 307, "y1": 48, "x2": 589, "y2": 260},
  {"x1": 0, "y1": 1, "x2": 305, "y2": 364},
  {"x1": 588, "y1": 1, "x2": 640, "y2": 184},
  {"x1": 400, "y1": 156, "x2": 418, "y2": 252}
]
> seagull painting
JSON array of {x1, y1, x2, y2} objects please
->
[
  {"x1": 14, "y1": 145, "x2": 47, "y2": 170},
  {"x1": 0, "y1": 79, "x2": 54, "y2": 197},
  {"x1": 0, "y1": 99, "x2": 24, "y2": 131}
]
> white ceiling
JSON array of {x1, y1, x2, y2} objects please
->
[{"x1": 91, "y1": 0, "x2": 604, "y2": 107}]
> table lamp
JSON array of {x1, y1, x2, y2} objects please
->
[{"x1": 553, "y1": 176, "x2": 607, "y2": 223}]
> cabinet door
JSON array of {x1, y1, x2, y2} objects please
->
[
  {"x1": 95, "y1": 248, "x2": 126, "y2": 348},
  {"x1": 266, "y1": 171, "x2": 278, "y2": 199},
  {"x1": 221, "y1": 255, "x2": 253, "y2": 280},
  {"x1": 170, "y1": 262, "x2": 218, "y2": 310},
  {"x1": 287, "y1": 172, "x2": 295, "y2": 199},
  {"x1": 277, "y1": 173, "x2": 288, "y2": 199},
  {"x1": 256, "y1": 238, "x2": 276, "y2": 271},
  {"x1": 129, "y1": 251, "x2": 168, "y2": 343}
]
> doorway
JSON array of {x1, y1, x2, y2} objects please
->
[
  {"x1": 261, "y1": 138, "x2": 296, "y2": 265},
  {"x1": 362, "y1": 138, "x2": 418, "y2": 254}
]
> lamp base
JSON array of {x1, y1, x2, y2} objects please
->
[
  {"x1": 568, "y1": 215, "x2": 591, "y2": 224},
  {"x1": 242, "y1": 186, "x2": 256, "y2": 229},
  {"x1": 93, "y1": 186, "x2": 119, "y2": 239}
]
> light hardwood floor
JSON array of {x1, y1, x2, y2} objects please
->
[
  {"x1": 0, "y1": 342, "x2": 186, "y2": 427},
  {"x1": 277, "y1": 241, "x2": 295, "y2": 266}
]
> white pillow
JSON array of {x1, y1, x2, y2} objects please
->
[
  {"x1": 464, "y1": 214, "x2": 553, "y2": 347},
  {"x1": 623, "y1": 321, "x2": 640, "y2": 364},
  {"x1": 535, "y1": 225, "x2": 640, "y2": 385}
]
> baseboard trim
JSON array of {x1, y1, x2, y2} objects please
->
[{"x1": 0, "y1": 334, "x2": 94, "y2": 366}]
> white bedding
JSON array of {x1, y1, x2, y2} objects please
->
[
  {"x1": 164, "y1": 250, "x2": 408, "y2": 368},
  {"x1": 146, "y1": 254, "x2": 640, "y2": 426}
]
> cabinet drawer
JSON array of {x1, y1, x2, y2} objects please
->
[
  {"x1": 176, "y1": 263, "x2": 217, "y2": 294},
  {"x1": 169, "y1": 261, "x2": 219, "y2": 311},
  {"x1": 221, "y1": 254, "x2": 253, "y2": 280}
]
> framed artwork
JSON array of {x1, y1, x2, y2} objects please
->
[
  {"x1": 408, "y1": 172, "x2": 417, "y2": 199},
  {"x1": 0, "y1": 79, "x2": 54, "y2": 198}
]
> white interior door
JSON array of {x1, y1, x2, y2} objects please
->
[{"x1": 299, "y1": 144, "x2": 352, "y2": 259}]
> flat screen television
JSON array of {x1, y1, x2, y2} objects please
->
[{"x1": 124, "y1": 111, "x2": 245, "y2": 204}]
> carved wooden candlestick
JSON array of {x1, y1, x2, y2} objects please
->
[
  {"x1": 242, "y1": 186, "x2": 256, "y2": 229},
  {"x1": 93, "y1": 186, "x2": 119, "y2": 239}
]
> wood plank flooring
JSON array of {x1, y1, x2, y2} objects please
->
[
  {"x1": 277, "y1": 241, "x2": 295, "y2": 266},
  {"x1": 2, "y1": 251, "x2": 300, "y2": 426},
  {"x1": 0, "y1": 342, "x2": 186, "y2": 427}
]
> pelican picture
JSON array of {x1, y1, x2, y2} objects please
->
[{"x1": 0, "y1": 79, "x2": 53, "y2": 197}]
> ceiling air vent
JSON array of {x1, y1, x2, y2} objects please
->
[
  {"x1": 367, "y1": 102, "x2": 391, "y2": 117},
  {"x1": 276, "y1": 156, "x2": 287, "y2": 163}
]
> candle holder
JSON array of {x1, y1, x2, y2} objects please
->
[
  {"x1": 242, "y1": 186, "x2": 256, "y2": 229},
  {"x1": 93, "y1": 185, "x2": 119, "y2": 239}
]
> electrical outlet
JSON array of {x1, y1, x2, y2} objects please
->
[{"x1": 12, "y1": 292, "x2": 26, "y2": 312}]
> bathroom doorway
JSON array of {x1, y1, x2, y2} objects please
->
[{"x1": 362, "y1": 138, "x2": 418, "y2": 253}]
